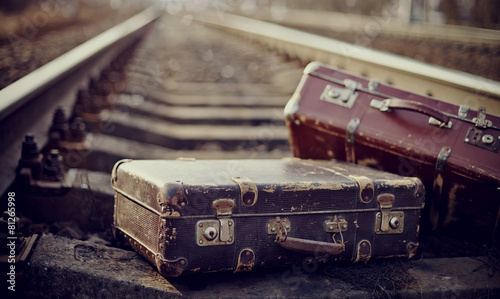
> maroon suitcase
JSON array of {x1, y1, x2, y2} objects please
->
[
  {"x1": 285, "y1": 62, "x2": 500, "y2": 242},
  {"x1": 112, "y1": 158, "x2": 424, "y2": 276}
]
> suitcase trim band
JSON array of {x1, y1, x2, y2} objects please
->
[{"x1": 156, "y1": 207, "x2": 423, "y2": 219}]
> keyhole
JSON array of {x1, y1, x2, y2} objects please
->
[
  {"x1": 203, "y1": 227, "x2": 218, "y2": 241},
  {"x1": 389, "y1": 216, "x2": 400, "y2": 229}
]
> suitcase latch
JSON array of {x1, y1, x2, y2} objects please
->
[
  {"x1": 473, "y1": 106, "x2": 493, "y2": 129},
  {"x1": 375, "y1": 194, "x2": 404, "y2": 234},
  {"x1": 196, "y1": 198, "x2": 235, "y2": 246},
  {"x1": 319, "y1": 79, "x2": 361, "y2": 108}
]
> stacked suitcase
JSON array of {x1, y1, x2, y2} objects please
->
[
  {"x1": 284, "y1": 62, "x2": 500, "y2": 242},
  {"x1": 112, "y1": 62, "x2": 499, "y2": 277}
]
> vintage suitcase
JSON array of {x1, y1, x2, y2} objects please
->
[
  {"x1": 284, "y1": 61, "x2": 500, "y2": 242},
  {"x1": 111, "y1": 158, "x2": 425, "y2": 277}
]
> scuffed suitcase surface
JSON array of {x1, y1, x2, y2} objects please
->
[
  {"x1": 285, "y1": 62, "x2": 500, "y2": 242},
  {"x1": 112, "y1": 158, "x2": 424, "y2": 277}
]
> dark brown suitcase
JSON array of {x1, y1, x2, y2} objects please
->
[
  {"x1": 284, "y1": 61, "x2": 500, "y2": 242},
  {"x1": 111, "y1": 158, "x2": 424, "y2": 277}
]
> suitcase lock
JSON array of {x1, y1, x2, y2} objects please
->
[
  {"x1": 196, "y1": 198, "x2": 235, "y2": 246},
  {"x1": 319, "y1": 79, "x2": 360, "y2": 109},
  {"x1": 375, "y1": 194, "x2": 404, "y2": 234}
]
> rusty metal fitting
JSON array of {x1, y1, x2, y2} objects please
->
[
  {"x1": 21, "y1": 133, "x2": 40, "y2": 160},
  {"x1": 43, "y1": 149, "x2": 65, "y2": 181},
  {"x1": 49, "y1": 107, "x2": 70, "y2": 142},
  {"x1": 76, "y1": 89, "x2": 90, "y2": 110},
  {"x1": 17, "y1": 134, "x2": 43, "y2": 180},
  {"x1": 69, "y1": 117, "x2": 87, "y2": 142}
]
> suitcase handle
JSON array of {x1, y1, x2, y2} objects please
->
[
  {"x1": 273, "y1": 218, "x2": 344, "y2": 255},
  {"x1": 277, "y1": 236, "x2": 344, "y2": 255},
  {"x1": 371, "y1": 98, "x2": 451, "y2": 126}
]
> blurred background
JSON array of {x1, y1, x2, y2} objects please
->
[{"x1": 1, "y1": 0, "x2": 499, "y2": 29}]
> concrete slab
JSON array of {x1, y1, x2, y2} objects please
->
[
  {"x1": 26, "y1": 235, "x2": 181, "y2": 298},
  {"x1": 23, "y1": 235, "x2": 500, "y2": 298}
]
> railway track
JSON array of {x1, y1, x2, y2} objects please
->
[{"x1": 1, "y1": 5, "x2": 499, "y2": 298}]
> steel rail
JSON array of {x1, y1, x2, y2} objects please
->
[
  {"x1": 249, "y1": 9, "x2": 500, "y2": 45},
  {"x1": 195, "y1": 12, "x2": 500, "y2": 116},
  {"x1": 0, "y1": 7, "x2": 162, "y2": 195},
  {"x1": 0, "y1": 7, "x2": 161, "y2": 122}
]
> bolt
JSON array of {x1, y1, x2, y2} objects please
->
[
  {"x1": 49, "y1": 107, "x2": 69, "y2": 142},
  {"x1": 43, "y1": 149, "x2": 64, "y2": 181},
  {"x1": 21, "y1": 134, "x2": 39, "y2": 159},
  {"x1": 69, "y1": 117, "x2": 86, "y2": 142}
]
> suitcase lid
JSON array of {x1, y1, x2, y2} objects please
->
[
  {"x1": 111, "y1": 158, "x2": 424, "y2": 218},
  {"x1": 288, "y1": 61, "x2": 500, "y2": 183}
]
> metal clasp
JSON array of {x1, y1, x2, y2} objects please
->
[
  {"x1": 320, "y1": 79, "x2": 361, "y2": 108},
  {"x1": 473, "y1": 106, "x2": 493, "y2": 129},
  {"x1": 370, "y1": 99, "x2": 389, "y2": 111},
  {"x1": 375, "y1": 194, "x2": 404, "y2": 234},
  {"x1": 325, "y1": 216, "x2": 348, "y2": 233},
  {"x1": 267, "y1": 217, "x2": 291, "y2": 237},
  {"x1": 196, "y1": 198, "x2": 235, "y2": 246},
  {"x1": 213, "y1": 198, "x2": 235, "y2": 242}
]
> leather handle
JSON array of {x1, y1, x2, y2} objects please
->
[
  {"x1": 371, "y1": 98, "x2": 450, "y2": 125},
  {"x1": 277, "y1": 236, "x2": 344, "y2": 255}
]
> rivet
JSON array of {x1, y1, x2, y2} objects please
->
[
  {"x1": 464, "y1": 138, "x2": 470, "y2": 142},
  {"x1": 199, "y1": 240, "x2": 203, "y2": 244},
  {"x1": 271, "y1": 227, "x2": 276, "y2": 232},
  {"x1": 342, "y1": 224, "x2": 347, "y2": 230},
  {"x1": 228, "y1": 237, "x2": 233, "y2": 242},
  {"x1": 229, "y1": 221, "x2": 233, "y2": 226},
  {"x1": 199, "y1": 223, "x2": 203, "y2": 227},
  {"x1": 329, "y1": 226, "x2": 334, "y2": 230}
]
